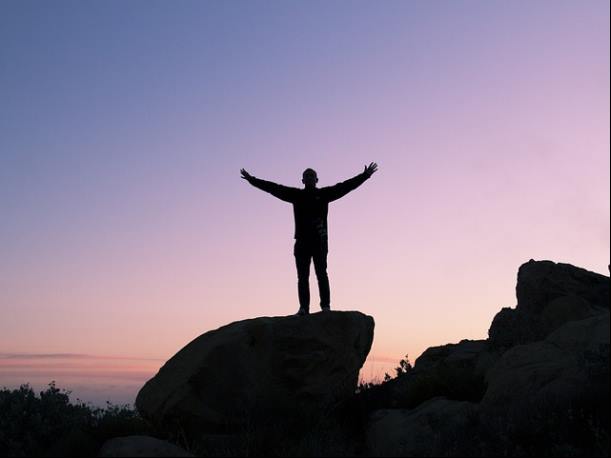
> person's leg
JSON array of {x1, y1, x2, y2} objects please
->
[
  {"x1": 313, "y1": 237, "x2": 330, "y2": 310},
  {"x1": 294, "y1": 239, "x2": 312, "y2": 313}
]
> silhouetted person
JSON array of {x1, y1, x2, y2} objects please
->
[{"x1": 240, "y1": 163, "x2": 378, "y2": 315}]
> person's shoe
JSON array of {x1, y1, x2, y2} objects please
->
[
  {"x1": 321, "y1": 307, "x2": 331, "y2": 313},
  {"x1": 296, "y1": 308, "x2": 309, "y2": 316}
]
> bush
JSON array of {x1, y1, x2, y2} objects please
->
[
  {"x1": 385, "y1": 354, "x2": 413, "y2": 381},
  {"x1": 355, "y1": 354, "x2": 413, "y2": 395},
  {"x1": 0, "y1": 382, "x2": 151, "y2": 457}
]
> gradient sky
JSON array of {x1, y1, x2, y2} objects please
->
[{"x1": 1, "y1": 1, "x2": 609, "y2": 405}]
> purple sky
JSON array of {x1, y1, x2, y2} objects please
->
[{"x1": 1, "y1": 0, "x2": 609, "y2": 405}]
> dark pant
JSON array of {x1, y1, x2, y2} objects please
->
[{"x1": 294, "y1": 237, "x2": 330, "y2": 312}]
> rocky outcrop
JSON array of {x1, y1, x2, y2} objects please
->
[
  {"x1": 136, "y1": 311, "x2": 374, "y2": 438},
  {"x1": 362, "y1": 259, "x2": 609, "y2": 457},
  {"x1": 360, "y1": 260, "x2": 608, "y2": 418},
  {"x1": 97, "y1": 436, "x2": 193, "y2": 457},
  {"x1": 488, "y1": 260, "x2": 609, "y2": 349},
  {"x1": 516, "y1": 260, "x2": 609, "y2": 314}
]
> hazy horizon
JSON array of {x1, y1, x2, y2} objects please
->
[{"x1": 1, "y1": 0, "x2": 609, "y2": 406}]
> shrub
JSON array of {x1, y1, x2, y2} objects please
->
[{"x1": 0, "y1": 382, "x2": 151, "y2": 457}]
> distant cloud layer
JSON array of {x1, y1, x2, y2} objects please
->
[{"x1": 0, "y1": 353, "x2": 164, "y2": 361}]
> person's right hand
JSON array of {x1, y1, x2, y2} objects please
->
[{"x1": 240, "y1": 168, "x2": 253, "y2": 181}]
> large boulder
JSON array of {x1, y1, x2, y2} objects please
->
[
  {"x1": 413, "y1": 339, "x2": 497, "y2": 379},
  {"x1": 483, "y1": 311, "x2": 610, "y2": 411},
  {"x1": 136, "y1": 311, "x2": 374, "y2": 437},
  {"x1": 516, "y1": 260, "x2": 609, "y2": 314},
  {"x1": 366, "y1": 398, "x2": 479, "y2": 457},
  {"x1": 488, "y1": 260, "x2": 609, "y2": 349}
]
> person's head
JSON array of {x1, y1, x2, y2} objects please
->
[{"x1": 302, "y1": 168, "x2": 318, "y2": 188}]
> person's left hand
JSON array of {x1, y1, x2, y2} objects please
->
[{"x1": 364, "y1": 162, "x2": 378, "y2": 178}]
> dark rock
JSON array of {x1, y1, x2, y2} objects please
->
[
  {"x1": 136, "y1": 311, "x2": 374, "y2": 438},
  {"x1": 540, "y1": 294, "x2": 602, "y2": 335},
  {"x1": 483, "y1": 312, "x2": 610, "y2": 410},
  {"x1": 488, "y1": 307, "x2": 544, "y2": 348},
  {"x1": 366, "y1": 397, "x2": 479, "y2": 457},
  {"x1": 489, "y1": 260, "x2": 609, "y2": 349},
  {"x1": 414, "y1": 339, "x2": 494, "y2": 375},
  {"x1": 363, "y1": 339, "x2": 497, "y2": 411},
  {"x1": 516, "y1": 259, "x2": 609, "y2": 314}
]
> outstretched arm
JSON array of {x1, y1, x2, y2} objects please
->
[
  {"x1": 322, "y1": 162, "x2": 378, "y2": 202},
  {"x1": 240, "y1": 168, "x2": 299, "y2": 203}
]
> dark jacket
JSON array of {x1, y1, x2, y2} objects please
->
[{"x1": 247, "y1": 172, "x2": 370, "y2": 240}]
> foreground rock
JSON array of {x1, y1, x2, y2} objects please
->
[
  {"x1": 367, "y1": 398, "x2": 478, "y2": 457},
  {"x1": 136, "y1": 311, "x2": 374, "y2": 438},
  {"x1": 98, "y1": 436, "x2": 193, "y2": 457},
  {"x1": 483, "y1": 311, "x2": 610, "y2": 410}
]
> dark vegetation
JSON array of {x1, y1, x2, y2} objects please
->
[
  {"x1": 0, "y1": 382, "x2": 149, "y2": 457},
  {"x1": 356, "y1": 354, "x2": 413, "y2": 393}
]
